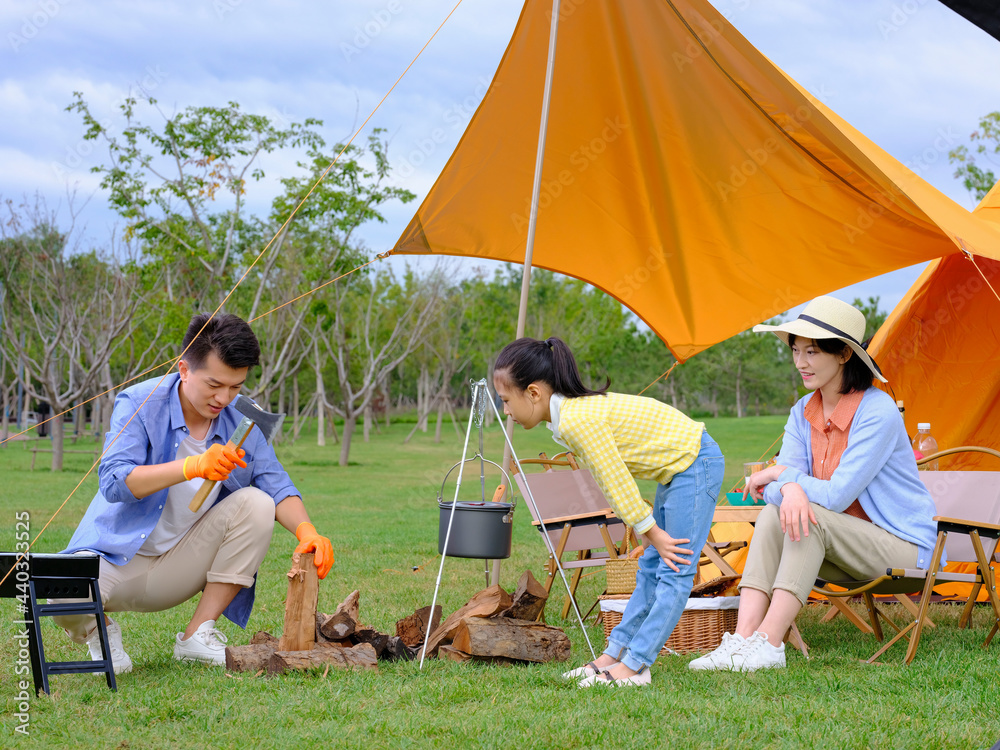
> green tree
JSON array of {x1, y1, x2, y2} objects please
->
[{"x1": 948, "y1": 112, "x2": 1000, "y2": 202}]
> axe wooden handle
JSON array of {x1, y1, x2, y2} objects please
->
[{"x1": 188, "y1": 431, "x2": 252, "y2": 512}]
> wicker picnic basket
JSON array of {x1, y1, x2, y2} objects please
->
[
  {"x1": 598, "y1": 594, "x2": 739, "y2": 655},
  {"x1": 603, "y1": 532, "x2": 639, "y2": 594}
]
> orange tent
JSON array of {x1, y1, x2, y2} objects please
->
[{"x1": 391, "y1": 0, "x2": 1000, "y2": 361}]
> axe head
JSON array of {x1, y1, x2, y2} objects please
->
[{"x1": 233, "y1": 396, "x2": 285, "y2": 445}]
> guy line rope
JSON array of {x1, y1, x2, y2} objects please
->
[{"x1": 0, "y1": 0, "x2": 466, "y2": 588}]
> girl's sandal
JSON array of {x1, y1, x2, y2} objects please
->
[
  {"x1": 578, "y1": 665, "x2": 651, "y2": 688},
  {"x1": 561, "y1": 661, "x2": 611, "y2": 680}
]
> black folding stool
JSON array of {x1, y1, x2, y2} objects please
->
[{"x1": 1, "y1": 552, "x2": 116, "y2": 694}]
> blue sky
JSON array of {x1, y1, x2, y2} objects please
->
[{"x1": 2, "y1": 0, "x2": 999, "y2": 317}]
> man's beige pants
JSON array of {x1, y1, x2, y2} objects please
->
[
  {"x1": 738, "y1": 502, "x2": 919, "y2": 606},
  {"x1": 55, "y1": 487, "x2": 275, "y2": 642}
]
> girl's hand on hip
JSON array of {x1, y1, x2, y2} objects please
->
[
  {"x1": 641, "y1": 524, "x2": 692, "y2": 572},
  {"x1": 778, "y1": 483, "x2": 817, "y2": 542}
]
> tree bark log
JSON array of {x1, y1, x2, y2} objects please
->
[
  {"x1": 225, "y1": 644, "x2": 276, "y2": 672},
  {"x1": 451, "y1": 617, "x2": 571, "y2": 663},
  {"x1": 266, "y1": 643, "x2": 378, "y2": 674}
]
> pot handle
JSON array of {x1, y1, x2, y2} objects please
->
[{"x1": 437, "y1": 457, "x2": 517, "y2": 510}]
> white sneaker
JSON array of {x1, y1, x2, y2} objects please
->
[
  {"x1": 729, "y1": 631, "x2": 786, "y2": 672},
  {"x1": 174, "y1": 619, "x2": 228, "y2": 665},
  {"x1": 688, "y1": 632, "x2": 746, "y2": 671},
  {"x1": 86, "y1": 618, "x2": 133, "y2": 674}
]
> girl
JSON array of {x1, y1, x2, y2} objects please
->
[
  {"x1": 689, "y1": 296, "x2": 938, "y2": 671},
  {"x1": 493, "y1": 337, "x2": 724, "y2": 687}
]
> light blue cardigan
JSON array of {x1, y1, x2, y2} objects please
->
[{"x1": 764, "y1": 387, "x2": 940, "y2": 570}]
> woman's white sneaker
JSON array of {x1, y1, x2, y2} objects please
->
[
  {"x1": 174, "y1": 619, "x2": 228, "y2": 665},
  {"x1": 729, "y1": 631, "x2": 786, "y2": 672},
  {"x1": 688, "y1": 631, "x2": 746, "y2": 671}
]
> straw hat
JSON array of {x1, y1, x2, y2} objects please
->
[{"x1": 753, "y1": 296, "x2": 887, "y2": 383}]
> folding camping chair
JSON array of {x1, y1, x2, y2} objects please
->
[
  {"x1": 511, "y1": 453, "x2": 631, "y2": 620},
  {"x1": 817, "y1": 447, "x2": 1000, "y2": 636},
  {"x1": 813, "y1": 470, "x2": 1000, "y2": 664}
]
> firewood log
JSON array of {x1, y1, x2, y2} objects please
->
[
  {"x1": 225, "y1": 644, "x2": 276, "y2": 672},
  {"x1": 451, "y1": 616, "x2": 570, "y2": 663},
  {"x1": 425, "y1": 585, "x2": 513, "y2": 656},
  {"x1": 498, "y1": 570, "x2": 548, "y2": 622},
  {"x1": 279, "y1": 552, "x2": 318, "y2": 652},
  {"x1": 266, "y1": 643, "x2": 377, "y2": 675},
  {"x1": 318, "y1": 590, "x2": 360, "y2": 640},
  {"x1": 395, "y1": 604, "x2": 442, "y2": 647}
]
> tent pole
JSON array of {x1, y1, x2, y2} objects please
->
[{"x1": 494, "y1": 0, "x2": 562, "y2": 587}]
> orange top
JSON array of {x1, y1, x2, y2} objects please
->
[{"x1": 804, "y1": 389, "x2": 869, "y2": 521}]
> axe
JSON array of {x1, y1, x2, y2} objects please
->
[{"x1": 188, "y1": 397, "x2": 285, "y2": 512}]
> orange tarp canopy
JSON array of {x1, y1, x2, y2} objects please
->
[{"x1": 392, "y1": 0, "x2": 1000, "y2": 360}]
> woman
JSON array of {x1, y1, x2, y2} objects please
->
[
  {"x1": 493, "y1": 336, "x2": 724, "y2": 687},
  {"x1": 689, "y1": 296, "x2": 938, "y2": 672}
]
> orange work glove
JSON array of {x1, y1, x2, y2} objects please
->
[
  {"x1": 183, "y1": 443, "x2": 247, "y2": 482},
  {"x1": 294, "y1": 522, "x2": 334, "y2": 579}
]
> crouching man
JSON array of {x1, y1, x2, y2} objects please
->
[{"x1": 55, "y1": 313, "x2": 333, "y2": 671}]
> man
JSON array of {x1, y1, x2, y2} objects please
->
[{"x1": 56, "y1": 313, "x2": 333, "y2": 671}]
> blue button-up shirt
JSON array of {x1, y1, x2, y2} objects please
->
[{"x1": 63, "y1": 373, "x2": 300, "y2": 627}]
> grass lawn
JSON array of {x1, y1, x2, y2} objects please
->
[{"x1": 0, "y1": 414, "x2": 998, "y2": 749}]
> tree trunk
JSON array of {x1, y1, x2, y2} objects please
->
[
  {"x1": 735, "y1": 362, "x2": 743, "y2": 419},
  {"x1": 339, "y1": 414, "x2": 356, "y2": 466},
  {"x1": 434, "y1": 398, "x2": 444, "y2": 443},
  {"x1": 74, "y1": 402, "x2": 84, "y2": 439},
  {"x1": 451, "y1": 617, "x2": 571, "y2": 663},
  {"x1": 363, "y1": 404, "x2": 371, "y2": 443},
  {"x1": 50, "y1": 410, "x2": 64, "y2": 471},
  {"x1": 315, "y1": 339, "x2": 327, "y2": 448},
  {"x1": 291, "y1": 377, "x2": 300, "y2": 442}
]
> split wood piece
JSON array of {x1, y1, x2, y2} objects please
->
[
  {"x1": 425, "y1": 584, "x2": 513, "y2": 656},
  {"x1": 451, "y1": 616, "x2": 571, "y2": 663},
  {"x1": 384, "y1": 636, "x2": 417, "y2": 662},
  {"x1": 319, "y1": 589, "x2": 360, "y2": 641},
  {"x1": 266, "y1": 642, "x2": 378, "y2": 675},
  {"x1": 280, "y1": 552, "x2": 319, "y2": 652},
  {"x1": 689, "y1": 575, "x2": 741, "y2": 598},
  {"x1": 395, "y1": 605, "x2": 442, "y2": 648},
  {"x1": 250, "y1": 631, "x2": 280, "y2": 648},
  {"x1": 498, "y1": 570, "x2": 548, "y2": 622},
  {"x1": 226, "y1": 644, "x2": 277, "y2": 673},
  {"x1": 353, "y1": 628, "x2": 391, "y2": 658}
]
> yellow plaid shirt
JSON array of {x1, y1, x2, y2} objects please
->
[{"x1": 549, "y1": 392, "x2": 705, "y2": 534}]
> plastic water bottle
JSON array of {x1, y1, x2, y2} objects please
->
[{"x1": 911, "y1": 423, "x2": 939, "y2": 471}]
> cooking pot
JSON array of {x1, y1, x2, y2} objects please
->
[{"x1": 437, "y1": 458, "x2": 515, "y2": 559}]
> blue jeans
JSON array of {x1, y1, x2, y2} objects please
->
[{"x1": 604, "y1": 431, "x2": 724, "y2": 671}]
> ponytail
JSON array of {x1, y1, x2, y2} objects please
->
[{"x1": 494, "y1": 336, "x2": 609, "y2": 398}]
